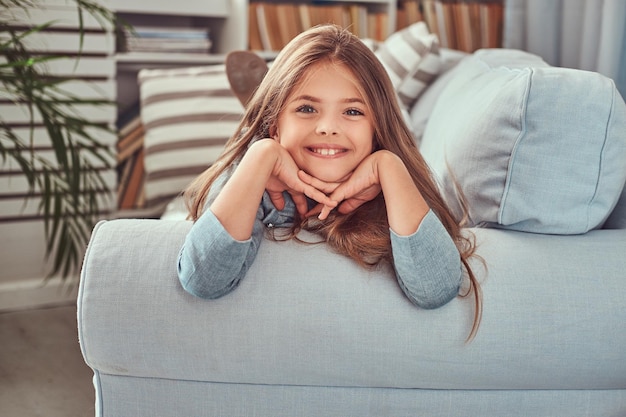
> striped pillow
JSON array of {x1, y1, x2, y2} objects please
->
[
  {"x1": 138, "y1": 65, "x2": 244, "y2": 210},
  {"x1": 374, "y1": 21, "x2": 442, "y2": 108}
]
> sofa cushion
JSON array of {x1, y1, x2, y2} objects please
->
[
  {"x1": 138, "y1": 65, "x2": 244, "y2": 210},
  {"x1": 420, "y1": 49, "x2": 626, "y2": 234}
]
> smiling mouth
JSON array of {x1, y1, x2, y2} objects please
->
[{"x1": 308, "y1": 147, "x2": 347, "y2": 156}]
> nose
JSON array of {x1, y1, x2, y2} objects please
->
[{"x1": 315, "y1": 114, "x2": 339, "y2": 136}]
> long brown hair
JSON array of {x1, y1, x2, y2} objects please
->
[{"x1": 184, "y1": 24, "x2": 482, "y2": 341}]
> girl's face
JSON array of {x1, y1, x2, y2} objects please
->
[{"x1": 273, "y1": 61, "x2": 374, "y2": 183}]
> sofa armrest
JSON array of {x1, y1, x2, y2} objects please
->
[{"x1": 78, "y1": 219, "x2": 626, "y2": 390}]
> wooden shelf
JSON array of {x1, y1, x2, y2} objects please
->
[
  {"x1": 107, "y1": 0, "x2": 229, "y2": 17},
  {"x1": 115, "y1": 52, "x2": 227, "y2": 71}
]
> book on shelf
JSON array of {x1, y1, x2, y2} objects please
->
[
  {"x1": 116, "y1": 108, "x2": 145, "y2": 209},
  {"x1": 117, "y1": 148, "x2": 145, "y2": 210},
  {"x1": 298, "y1": 4, "x2": 312, "y2": 31},
  {"x1": 120, "y1": 26, "x2": 212, "y2": 54},
  {"x1": 117, "y1": 106, "x2": 143, "y2": 162},
  {"x1": 118, "y1": 113, "x2": 141, "y2": 139},
  {"x1": 130, "y1": 26, "x2": 210, "y2": 39},
  {"x1": 253, "y1": 3, "x2": 273, "y2": 51},
  {"x1": 397, "y1": 0, "x2": 423, "y2": 30},
  {"x1": 348, "y1": 4, "x2": 369, "y2": 39},
  {"x1": 420, "y1": 0, "x2": 440, "y2": 38},
  {"x1": 248, "y1": 2, "x2": 390, "y2": 52},
  {"x1": 116, "y1": 101, "x2": 141, "y2": 132},
  {"x1": 397, "y1": 0, "x2": 503, "y2": 53},
  {"x1": 263, "y1": 4, "x2": 285, "y2": 51},
  {"x1": 368, "y1": 11, "x2": 389, "y2": 42},
  {"x1": 248, "y1": 4, "x2": 265, "y2": 51},
  {"x1": 277, "y1": 3, "x2": 302, "y2": 49},
  {"x1": 117, "y1": 122, "x2": 144, "y2": 164},
  {"x1": 248, "y1": 0, "x2": 502, "y2": 53},
  {"x1": 126, "y1": 38, "x2": 212, "y2": 53}
]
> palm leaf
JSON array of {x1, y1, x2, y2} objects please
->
[{"x1": 1, "y1": 0, "x2": 120, "y2": 279}]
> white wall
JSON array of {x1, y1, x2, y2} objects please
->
[{"x1": 1, "y1": 1, "x2": 116, "y2": 311}]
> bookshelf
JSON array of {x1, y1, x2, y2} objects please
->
[
  {"x1": 396, "y1": 0, "x2": 503, "y2": 53},
  {"x1": 248, "y1": 0, "x2": 397, "y2": 51}
]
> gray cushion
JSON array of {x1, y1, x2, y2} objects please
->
[{"x1": 420, "y1": 49, "x2": 626, "y2": 234}]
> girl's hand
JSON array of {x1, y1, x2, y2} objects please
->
[
  {"x1": 299, "y1": 150, "x2": 430, "y2": 236},
  {"x1": 298, "y1": 152, "x2": 384, "y2": 220},
  {"x1": 263, "y1": 140, "x2": 337, "y2": 216},
  {"x1": 210, "y1": 138, "x2": 335, "y2": 241}
]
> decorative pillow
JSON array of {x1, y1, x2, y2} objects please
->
[
  {"x1": 409, "y1": 48, "x2": 468, "y2": 145},
  {"x1": 420, "y1": 49, "x2": 626, "y2": 234},
  {"x1": 374, "y1": 21, "x2": 442, "y2": 109},
  {"x1": 138, "y1": 65, "x2": 244, "y2": 210}
]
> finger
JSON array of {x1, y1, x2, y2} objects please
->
[
  {"x1": 305, "y1": 204, "x2": 323, "y2": 218},
  {"x1": 329, "y1": 182, "x2": 382, "y2": 214},
  {"x1": 267, "y1": 190, "x2": 285, "y2": 211},
  {"x1": 298, "y1": 170, "x2": 341, "y2": 194},
  {"x1": 327, "y1": 187, "x2": 348, "y2": 209},
  {"x1": 318, "y1": 203, "x2": 335, "y2": 221},
  {"x1": 302, "y1": 185, "x2": 337, "y2": 210},
  {"x1": 289, "y1": 192, "x2": 309, "y2": 216}
]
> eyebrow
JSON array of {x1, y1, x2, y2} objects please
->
[{"x1": 293, "y1": 95, "x2": 366, "y2": 105}]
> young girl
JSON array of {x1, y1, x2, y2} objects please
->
[{"x1": 178, "y1": 24, "x2": 482, "y2": 340}]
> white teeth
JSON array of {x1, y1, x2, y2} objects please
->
[{"x1": 312, "y1": 148, "x2": 340, "y2": 156}]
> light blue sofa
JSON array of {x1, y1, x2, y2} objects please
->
[{"x1": 78, "y1": 49, "x2": 626, "y2": 416}]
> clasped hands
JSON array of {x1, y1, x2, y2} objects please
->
[{"x1": 266, "y1": 146, "x2": 387, "y2": 221}]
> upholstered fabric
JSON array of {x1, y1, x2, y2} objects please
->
[
  {"x1": 138, "y1": 65, "x2": 244, "y2": 209},
  {"x1": 79, "y1": 219, "x2": 626, "y2": 390},
  {"x1": 374, "y1": 21, "x2": 442, "y2": 108},
  {"x1": 420, "y1": 49, "x2": 626, "y2": 234},
  {"x1": 78, "y1": 219, "x2": 626, "y2": 416},
  {"x1": 94, "y1": 374, "x2": 626, "y2": 417}
]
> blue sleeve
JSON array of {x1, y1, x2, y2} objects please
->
[
  {"x1": 177, "y1": 207, "x2": 265, "y2": 299},
  {"x1": 390, "y1": 210, "x2": 462, "y2": 309}
]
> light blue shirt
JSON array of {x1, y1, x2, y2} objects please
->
[{"x1": 178, "y1": 189, "x2": 462, "y2": 309}]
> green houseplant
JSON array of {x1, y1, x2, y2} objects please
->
[{"x1": 1, "y1": 0, "x2": 121, "y2": 279}]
